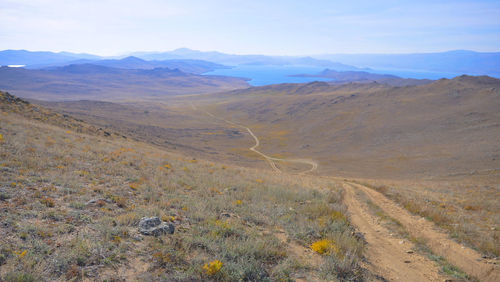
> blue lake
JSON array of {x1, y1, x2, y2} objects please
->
[
  {"x1": 204, "y1": 65, "x2": 465, "y2": 86},
  {"x1": 204, "y1": 65, "x2": 332, "y2": 86}
]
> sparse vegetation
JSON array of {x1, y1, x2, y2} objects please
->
[
  {"x1": 356, "y1": 188, "x2": 475, "y2": 281},
  {"x1": 0, "y1": 97, "x2": 365, "y2": 281},
  {"x1": 2, "y1": 72, "x2": 498, "y2": 281},
  {"x1": 357, "y1": 180, "x2": 499, "y2": 257}
]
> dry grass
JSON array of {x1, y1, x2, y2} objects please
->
[
  {"x1": 0, "y1": 110, "x2": 365, "y2": 281},
  {"x1": 356, "y1": 179, "x2": 499, "y2": 257},
  {"x1": 354, "y1": 189, "x2": 475, "y2": 281}
]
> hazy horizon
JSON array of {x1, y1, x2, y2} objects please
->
[
  {"x1": 1, "y1": 0, "x2": 499, "y2": 56},
  {"x1": 3, "y1": 47, "x2": 500, "y2": 58}
]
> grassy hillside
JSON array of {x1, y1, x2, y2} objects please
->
[
  {"x1": 190, "y1": 75, "x2": 499, "y2": 259},
  {"x1": 354, "y1": 178, "x2": 499, "y2": 257},
  {"x1": 28, "y1": 75, "x2": 500, "y2": 259},
  {"x1": 2, "y1": 71, "x2": 498, "y2": 280},
  {"x1": 33, "y1": 99, "x2": 257, "y2": 168},
  {"x1": 0, "y1": 91, "x2": 368, "y2": 281}
]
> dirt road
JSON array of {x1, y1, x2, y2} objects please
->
[
  {"x1": 346, "y1": 181, "x2": 499, "y2": 282},
  {"x1": 343, "y1": 183, "x2": 447, "y2": 281},
  {"x1": 192, "y1": 102, "x2": 318, "y2": 174},
  {"x1": 191, "y1": 102, "x2": 499, "y2": 281}
]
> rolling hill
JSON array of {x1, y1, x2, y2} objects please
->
[
  {"x1": 198, "y1": 75, "x2": 500, "y2": 179},
  {"x1": 292, "y1": 69, "x2": 432, "y2": 86},
  {"x1": 45, "y1": 56, "x2": 229, "y2": 74},
  {"x1": 0, "y1": 64, "x2": 249, "y2": 101},
  {"x1": 34, "y1": 75, "x2": 500, "y2": 180}
]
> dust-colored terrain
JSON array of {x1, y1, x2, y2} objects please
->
[
  {"x1": 342, "y1": 182, "x2": 446, "y2": 281},
  {"x1": 344, "y1": 181, "x2": 499, "y2": 281},
  {"x1": 37, "y1": 75, "x2": 500, "y2": 179},
  {"x1": 0, "y1": 91, "x2": 370, "y2": 281},
  {"x1": 2, "y1": 74, "x2": 499, "y2": 281},
  {"x1": 201, "y1": 76, "x2": 500, "y2": 179}
]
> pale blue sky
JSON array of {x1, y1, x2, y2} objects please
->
[{"x1": 0, "y1": 0, "x2": 499, "y2": 56}]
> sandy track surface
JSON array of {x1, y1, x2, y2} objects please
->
[
  {"x1": 343, "y1": 183, "x2": 447, "y2": 281},
  {"x1": 347, "y1": 181, "x2": 500, "y2": 282}
]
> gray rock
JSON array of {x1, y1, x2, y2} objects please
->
[
  {"x1": 139, "y1": 217, "x2": 161, "y2": 229},
  {"x1": 138, "y1": 217, "x2": 174, "y2": 236},
  {"x1": 0, "y1": 167, "x2": 13, "y2": 172}
]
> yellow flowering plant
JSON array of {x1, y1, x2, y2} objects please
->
[{"x1": 203, "y1": 259, "x2": 222, "y2": 276}]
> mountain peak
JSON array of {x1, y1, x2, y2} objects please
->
[
  {"x1": 120, "y1": 56, "x2": 146, "y2": 62},
  {"x1": 171, "y1": 48, "x2": 199, "y2": 54}
]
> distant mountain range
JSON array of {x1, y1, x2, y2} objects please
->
[
  {"x1": 131, "y1": 48, "x2": 364, "y2": 70},
  {"x1": 130, "y1": 48, "x2": 500, "y2": 77},
  {"x1": 0, "y1": 50, "x2": 230, "y2": 74},
  {"x1": 0, "y1": 50, "x2": 101, "y2": 67},
  {"x1": 315, "y1": 50, "x2": 500, "y2": 77},
  {"x1": 1, "y1": 48, "x2": 499, "y2": 83},
  {"x1": 45, "y1": 56, "x2": 229, "y2": 74},
  {"x1": 0, "y1": 49, "x2": 364, "y2": 71}
]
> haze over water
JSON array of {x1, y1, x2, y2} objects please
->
[{"x1": 205, "y1": 65, "x2": 463, "y2": 86}]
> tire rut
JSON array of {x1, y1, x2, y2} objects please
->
[
  {"x1": 347, "y1": 181, "x2": 500, "y2": 282},
  {"x1": 343, "y1": 183, "x2": 447, "y2": 281}
]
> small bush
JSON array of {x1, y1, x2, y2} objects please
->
[
  {"x1": 310, "y1": 239, "x2": 339, "y2": 256},
  {"x1": 203, "y1": 259, "x2": 222, "y2": 276}
]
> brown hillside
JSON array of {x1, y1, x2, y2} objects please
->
[
  {"x1": 0, "y1": 92, "x2": 373, "y2": 281},
  {"x1": 197, "y1": 75, "x2": 500, "y2": 179}
]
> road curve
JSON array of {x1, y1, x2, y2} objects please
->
[{"x1": 191, "y1": 102, "x2": 318, "y2": 174}]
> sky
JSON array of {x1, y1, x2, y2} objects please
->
[{"x1": 0, "y1": 0, "x2": 499, "y2": 56}]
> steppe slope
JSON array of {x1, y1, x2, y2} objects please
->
[{"x1": 0, "y1": 91, "x2": 366, "y2": 281}]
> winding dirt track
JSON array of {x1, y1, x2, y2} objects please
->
[
  {"x1": 346, "y1": 181, "x2": 500, "y2": 282},
  {"x1": 191, "y1": 102, "x2": 318, "y2": 174},
  {"x1": 191, "y1": 102, "x2": 499, "y2": 281}
]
